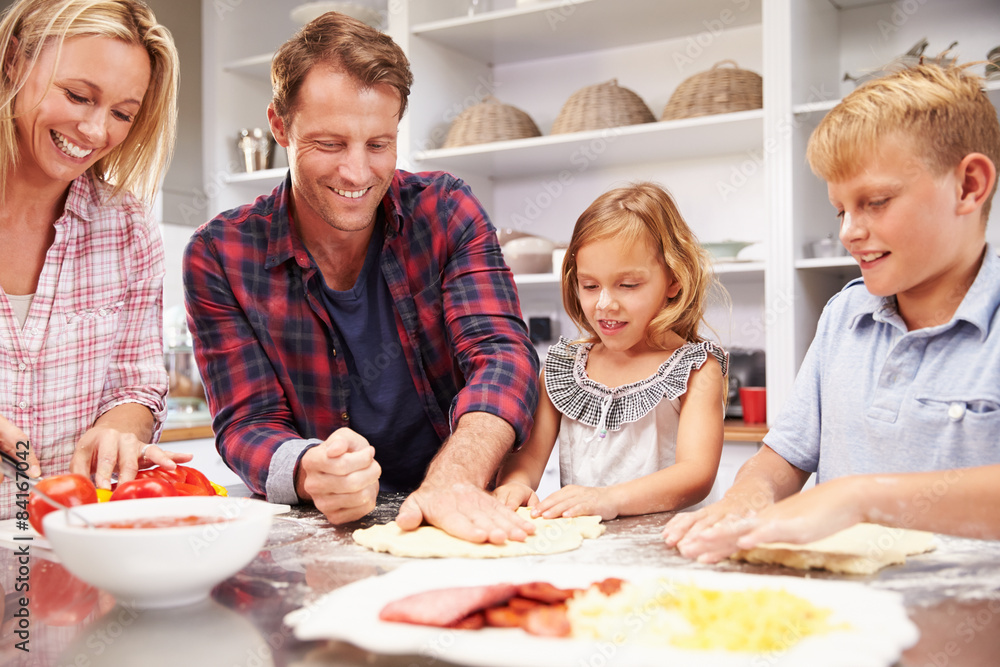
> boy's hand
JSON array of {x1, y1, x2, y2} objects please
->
[
  {"x1": 493, "y1": 482, "x2": 538, "y2": 511},
  {"x1": 532, "y1": 484, "x2": 619, "y2": 521},
  {"x1": 734, "y1": 477, "x2": 865, "y2": 551},
  {"x1": 662, "y1": 494, "x2": 765, "y2": 563}
]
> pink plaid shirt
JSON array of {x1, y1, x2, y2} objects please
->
[{"x1": 0, "y1": 174, "x2": 167, "y2": 519}]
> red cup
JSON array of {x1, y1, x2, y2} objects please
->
[{"x1": 739, "y1": 387, "x2": 767, "y2": 424}]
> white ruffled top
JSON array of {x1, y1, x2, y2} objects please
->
[{"x1": 544, "y1": 336, "x2": 728, "y2": 488}]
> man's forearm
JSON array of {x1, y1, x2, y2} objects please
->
[{"x1": 423, "y1": 412, "x2": 515, "y2": 489}]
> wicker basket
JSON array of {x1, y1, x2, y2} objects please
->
[
  {"x1": 551, "y1": 79, "x2": 655, "y2": 135},
  {"x1": 442, "y1": 96, "x2": 541, "y2": 148},
  {"x1": 661, "y1": 60, "x2": 762, "y2": 121}
]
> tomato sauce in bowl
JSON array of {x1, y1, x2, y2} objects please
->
[{"x1": 93, "y1": 515, "x2": 229, "y2": 529}]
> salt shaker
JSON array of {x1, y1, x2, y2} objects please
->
[{"x1": 237, "y1": 128, "x2": 272, "y2": 172}]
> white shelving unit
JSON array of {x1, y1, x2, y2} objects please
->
[{"x1": 202, "y1": 0, "x2": 1000, "y2": 428}]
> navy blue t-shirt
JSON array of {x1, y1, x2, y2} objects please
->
[{"x1": 316, "y1": 221, "x2": 442, "y2": 493}]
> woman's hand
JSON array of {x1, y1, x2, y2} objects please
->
[
  {"x1": 533, "y1": 484, "x2": 619, "y2": 521},
  {"x1": 70, "y1": 425, "x2": 192, "y2": 490},
  {"x1": 0, "y1": 414, "x2": 40, "y2": 478},
  {"x1": 493, "y1": 481, "x2": 539, "y2": 510}
]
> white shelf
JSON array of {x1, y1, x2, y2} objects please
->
[
  {"x1": 714, "y1": 261, "x2": 765, "y2": 276},
  {"x1": 514, "y1": 260, "x2": 764, "y2": 287},
  {"x1": 224, "y1": 167, "x2": 285, "y2": 185},
  {"x1": 794, "y1": 79, "x2": 1000, "y2": 116},
  {"x1": 411, "y1": 0, "x2": 761, "y2": 66},
  {"x1": 796, "y1": 256, "x2": 856, "y2": 270},
  {"x1": 222, "y1": 52, "x2": 273, "y2": 80},
  {"x1": 513, "y1": 273, "x2": 559, "y2": 286},
  {"x1": 413, "y1": 110, "x2": 764, "y2": 178}
]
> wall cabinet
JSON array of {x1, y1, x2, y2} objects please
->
[{"x1": 202, "y1": 0, "x2": 1000, "y2": 426}]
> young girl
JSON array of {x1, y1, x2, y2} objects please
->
[{"x1": 495, "y1": 182, "x2": 728, "y2": 520}]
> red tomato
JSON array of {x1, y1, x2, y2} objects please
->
[
  {"x1": 32, "y1": 559, "x2": 98, "y2": 626},
  {"x1": 134, "y1": 465, "x2": 216, "y2": 496},
  {"x1": 27, "y1": 474, "x2": 98, "y2": 536},
  {"x1": 172, "y1": 482, "x2": 211, "y2": 496},
  {"x1": 135, "y1": 467, "x2": 185, "y2": 484},
  {"x1": 177, "y1": 465, "x2": 216, "y2": 495},
  {"x1": 109, "y1": 477, "x2": 178, "y2": 501}
]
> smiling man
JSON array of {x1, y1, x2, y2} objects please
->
[{"x1": 183, "y1": 12, "x2": 539, "y2": 543}]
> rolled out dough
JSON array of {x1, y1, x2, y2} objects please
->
[
  {"x1": 352, "y1": 507, "x2": 605, "y2": 558},
  {"x1": 732, "y1": 522, "x2": 936, "y2": 575}
]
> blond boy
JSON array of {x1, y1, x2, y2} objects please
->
[{"x1": 663, "y1": 64, "x2": 1000, "y2": 562}]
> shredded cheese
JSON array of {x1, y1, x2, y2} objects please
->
[{"x1": 567, "y1": 579, "x2": 845, "y2": 652}]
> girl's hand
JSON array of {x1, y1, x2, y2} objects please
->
[
  {"x1": 70, "y1": 426, "x2": 193, "y2": 490},
  {"x1": 493, "y1": 482, "x2": 539, "y2": 510},
  {"x1": 533, "y1": 485, "x2": 619, "y2": 521}
]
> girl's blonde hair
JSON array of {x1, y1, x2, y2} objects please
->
[
  {"x1": 562, "y1": 181, "x2": 718, "y2": 349},
  {"x1": 0, "y1": 0, "x2": 178, "y2": 203}
]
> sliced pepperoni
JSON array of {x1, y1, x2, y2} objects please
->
[
  {"x1": 523, "y1": 603, "x2": 571, "y2": 637},
  {"x1": 379, "y1": 583, "x2": 517, "y2": 627},
  {"x1": 484, "y1": 605, "x2": 529, "y2": 628},
  {"x1": 594, "y1": 577, "x2": 625, "y2": 596},
  {"x1": 449, "y1": 610, "x2": 486, "y2": 630},
  {"x1": 516, "y1": 581, "x2": 580, "y2": 604}
]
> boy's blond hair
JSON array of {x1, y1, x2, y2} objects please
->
[
  {"x1": 0, "y1": 0, "x2": 178, "y2": 203},
  {"x1": 807, "y1": 63, "x2": 1000, "y2": 221}
]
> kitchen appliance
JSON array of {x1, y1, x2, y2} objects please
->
[
  {"x1": 726, "y1": 348, "x2": 765, "y2": 419},
  {"x1": 163, "y1": 306, "x2": 209, "y2": 425}
]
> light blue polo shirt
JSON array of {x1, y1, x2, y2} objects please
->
[{"x1": 765, "y1": 245, "x2": 1000, "y2": 482}]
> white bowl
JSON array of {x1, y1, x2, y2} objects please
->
[{"x1": 44, "y1": 496, "x2": 274, "y2": 609}]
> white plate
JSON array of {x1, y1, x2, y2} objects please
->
[{"x1": 285, "y1": 560, "x2": 917, "y2": 667}]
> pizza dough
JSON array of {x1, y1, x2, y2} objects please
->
[
  {"x1": 732, "y1": 522, "x2": 936, "y2": 575},
  {"x1": 352, "y1": 507, "x2": 605, "y2": 558}
]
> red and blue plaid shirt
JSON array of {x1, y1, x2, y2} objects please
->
[{"x1": 183, "y1": 171, "x2": 539, "y2": 499}]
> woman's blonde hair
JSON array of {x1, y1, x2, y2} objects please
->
[
  {"x1": 0, "y1": 0, "x2": 178, "y2": 203},
  {"x1": 807, "y1": 62, "x2": 1000, "y2": 220},
  {"x1": 562, "y1": 181, "x2": 719, "y2": 349}
]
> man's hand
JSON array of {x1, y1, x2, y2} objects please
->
[
  {"x1": 397, "y1": 481, "x2": 535, "y2": 544},
  {"x1": 395, "y1": 412, "x2": 536, "y2": 544},
  {"x1": 295, "y1": 428, "x2": 381, "y2": 524}
]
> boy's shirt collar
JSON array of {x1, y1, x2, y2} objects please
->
[{"x1": 848, "y1": 243, "x2": 1000, "y2": 339}]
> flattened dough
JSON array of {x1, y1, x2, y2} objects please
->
[
  {"x1": 732, "y1": 522, "x2": 936, "y2": 575},
  {"x1": 352, "y1": 507, "x2": 605, "y2": 558}
]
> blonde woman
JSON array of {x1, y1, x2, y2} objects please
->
[{"x1": 0, "y1": 0, "x2": 188, "y2": 517}]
